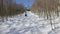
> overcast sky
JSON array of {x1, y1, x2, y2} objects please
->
[{"x1": 16, "y1": 0, "x2": 34, "y2": 8}]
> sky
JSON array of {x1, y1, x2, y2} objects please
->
[{"x1": 16, "y1": 0, "x2": 34, "y2": 8}]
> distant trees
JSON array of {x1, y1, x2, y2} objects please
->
[{"x1": 0, "y1": 0, "x2": 26, "y2": 21}]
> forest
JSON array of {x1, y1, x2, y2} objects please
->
[
  {"x1": 30, "y1": 0, "x2": 60, "y2": 30},
  {"x1": 0, "y1": 0, "x2": 26, "y2": 21},
  {"x1": 30, "y1": 0, "x2": 60, "y2": 19}
]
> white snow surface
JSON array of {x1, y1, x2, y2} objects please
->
[{"x1": 0, "y1": 11, "x2": 60, "y2": 34}]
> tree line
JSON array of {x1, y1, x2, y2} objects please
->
[
  {"x1": 30, "y1": 0, "x2": 60, "y2": 18},
  {"x1": 30, "y1": 0, "x2": 60, "y2": 30},
  {"x1": 0, "y1": 0, "x2": 26, "y2": 21}
]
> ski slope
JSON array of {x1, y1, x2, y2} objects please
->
[{"x1": 0, "y1": 11, "x2": 60, "y2": 34}]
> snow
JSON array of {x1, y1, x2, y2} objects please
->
[
  {"x1": 0, "y1": 11, "x2": 60, "y2": 34},
  {"x1": 48, "y1": 27, "x2": 60, "y2": 34}
]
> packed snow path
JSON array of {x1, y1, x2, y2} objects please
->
[{"x1": 0, "y1": 11, "x2": 60, "y2": 34}]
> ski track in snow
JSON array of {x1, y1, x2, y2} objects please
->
[{"x1": 0, "y1": 11, "x2": 60, "y2": 34}]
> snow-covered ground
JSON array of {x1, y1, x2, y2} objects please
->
[{"x1": 0, "y1": 11, "x2": 60, "y2": 34}]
